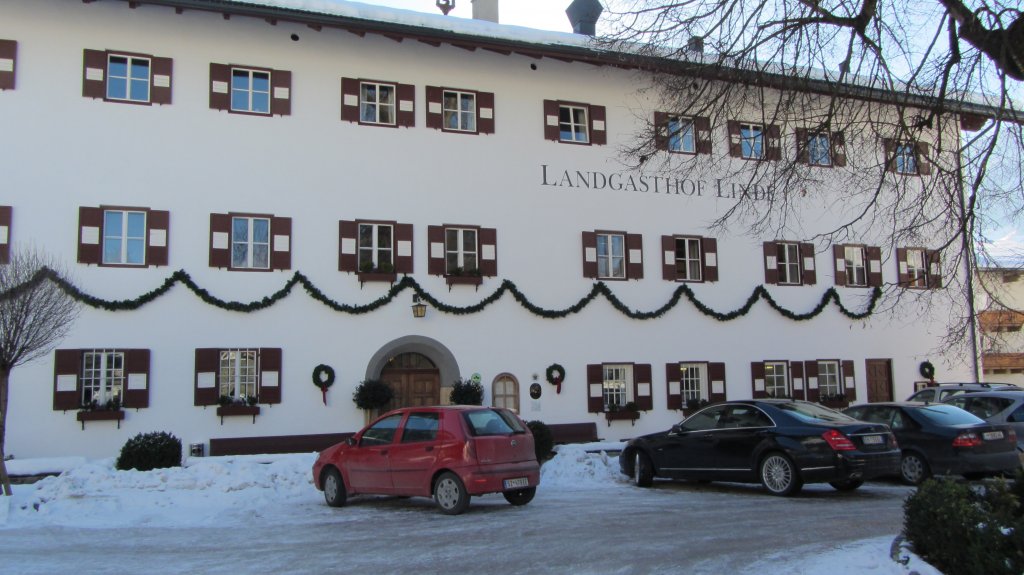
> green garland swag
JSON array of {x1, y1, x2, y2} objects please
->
[
  {"x1": 546, "y1": 363, "x2": 565, "y2": 394},
  {"x1": 0, "y1": 267, "x2": 882, "y2": 323},
  {"x1": 312, "y1": 364, "x2": 335, "y2": 405}
]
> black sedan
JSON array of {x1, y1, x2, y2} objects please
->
[
  {"x1": 619, "y1": 400, "x2": 900, "y2": 496},
  {"x1": 844, "y1": 402, "x2": 1020, "y2": 485}
]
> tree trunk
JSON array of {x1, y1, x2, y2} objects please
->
[{"x1": 0, "y1": 368, "x2": 12, "y2": 495}]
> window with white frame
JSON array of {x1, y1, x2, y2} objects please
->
[
  {"x1": 360, "y1": 82, "x2": 395, "y2": 125},
  {"x1": 442, "y1": 90, "x2": 476, "y2": 132},
  {"x1": 445, "y1": 227, "x2": 478, "y2": 274},
  {"x1": 764, "y1": 361, "x2": 789, "y2": 398},
  {"x1": 668, "y1": 116, "x2": 696, "y2": 154},
  {"x1": 102, "y1": 210, "x2": 146, "y2": 265},
  {"x1": 81, "y1": 350, "x2": 124, "y2": 407},
  {"x1": 219, "y1": 349, "x2": 258, "y2": 400},
  {"x1": 740, "y1": 123, "x2": 765, "y2": 159},
  {"x1": 894, "y1": 143, "x2": 918, "y2": 174},
  {"x1": 844, "y1": 246, "x2": 867, "y2": 287},
  {"x1": 559, "y1": 105, "x2": 589, "y2": 143},
  {"x1": 906, "y1": 248, "x2": 928, "y2": 288},
  {"x1": 680, "y1": 363, "x2": 707, "y2": 402},
  {"x1": 598, "y1": 233, "x2": 626, "y2": 279},
  {"x1": 492, "y1": 375, "x2": 519, "y2": 413},
  {"x1": 807, "y1": 132, "x2": 831, "y2": 166},
  {"x1": 777, "y1": 243, "x2": 801, "y2": 285},
  {"x1": 603, "y1": 364, "x2": 632, "y2": 410},
  {"x1": 231, "y1": 68, "x2": 271, "y2": 114},
  {"x1": 675, "y1": 237, "x2": 702, "y2": 281},
  {"x1": 107, "y1": 55, "x2": 150, "y2": 102},
  {"x1": 231, "y1": 216, "x2": 270, "y2": 269},
  {"x1": 818, "y1": 361, "x2": 841, "y2": 397},
  {"x1": 358, "y1": 223, "x2": 394, "y2": 272}
]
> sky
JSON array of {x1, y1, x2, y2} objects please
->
[{"x1": 361, "y1": 0, "x2": 577, "y2": 32}]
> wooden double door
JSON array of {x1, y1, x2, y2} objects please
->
[{"x1": 379, "y1": 368, "x2": 441, "y2": 411}]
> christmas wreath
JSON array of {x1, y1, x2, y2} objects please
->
[
  {"x1": 312, "y1": 364, "x2": 336, "y2": 405},
  {"x1": 546, "y1": 363, "x2": 565, "y2": 394},
  {"x1": 918, "y1": 361, "x2": 935, "y2": 381}
]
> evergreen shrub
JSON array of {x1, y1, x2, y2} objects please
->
[{"x1": 115, "y1": 431, "x2": 182, "y2": 472}]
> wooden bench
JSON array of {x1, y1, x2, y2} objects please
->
[
  {"x1": 547, "y1": 422, "x2": 599, "y2": 445},
  {"x1": 208, "y1": 432, "x2": 354, "y2": 456}
]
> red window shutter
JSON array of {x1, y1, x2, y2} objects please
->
[
  {"x1": 927, "y1": 249, "x2": 942, "y2": 288},
  {"x1": 708, "y1": 362, "x2": 727, "y2": 403},
  {"x1": 477, "y1": 91, "x2": 495, "y2": 135},
  {"x1": 665, "y1": 363, "x2": 681, "y2": 410},
  {"x1": 762, "y1": 242, "x2": 778, "y2": 284},
  {"x1": 146, "y1": 209, "x2": 169, "y2": 267},
  {"x1": 896, "y1": 247, "x2": 909, "y2": 287},
  {"x1": 581, "y1": 231, "x2": 598, "y2": 278},
  {"x1": 338, "y1": 220, "x2": 358, "y2": 272},
  {"x1": 727, "y1": 120, "x2": 742, "y2": 157},
  {"x1": 586, "y1": 364, "x2": 604, "y2": 413},
  {"x1": 543, "y1": 100, "x2": 560, "y2": 141},
  {"x1": 633, "y1": 363, "x2": 653, "y2": 411},
  {"x1": 866, "y1": 246, "x2": 883, "y2": 287},
  {"x1": 832, "y1": 132, "x2": 847, "y2": 167},
  {"x1": 790, "y1": 361, "x2": 805, "y2": 400},
  {"x1": 396, "y1": 83, "x2": 416, "y2": 128},
  {"x1": 425, "y1": 86, "x2": 443, "y2": 130},
  {"x1": 794, "y1": 128, "x2": 809, "y2": 164},
  {"x1": 832, "y1": 245, "x2": 847, "y2": 286},
  {"x1": 270, "y1": 69, "x2": 292, "y2": 116},
  {"x1": 703, "y1": 237, "x2": 719, "y2": 282},
  {"x1": 82, "y1": 49, "x2": 106, "y2": 99},
  {"x1": 259, "y1": 347, "x2": 282, "y2": 404},
  {"x1": 427, "y1": 225, "x2": 445, "y2": 276},
  {"x1": 479, "y1": 227, "x2": 498, "y2": 277},
  {"x1": 150, "y1": 56, "x2": 173, "y2": 105},
  {"x1": 77, "y1": 206, "x2": 102, "y2": 265},
  {"x1": 209, "y1": 63, "x2": 231, "y2": 111},
  {"x1": 53, "y1": 349, "x2": 82, "y2": 411},
  {"x1": 882, "y1": 138, "x2": 896, "y2": 172},
  {"x1": 122, "y1": 349, "x2": 151, "y2": 409},
  {"x1": 0, "y1": 40, "x2": 16, "y2": 91},
  {"x1": 800, "y1": 242, "x2": 817, "y2": 285},
  {"x1": 751, "y1": 362, "x2": 767, "y2": 399},
  {"x1": 842, "y1": 360, "x2": 856, "y2": 401},
  {"x1": 626, "y1": 233, "x2": 643, "y2": 280},
  {"x1": 803, "y1": 361, "x2": 820, "y2": 403},
  {"x1": 589, "y1": 105, "x2": 607, "y2": 146},
  {"x1": 340, "y1": 77, "x2": 360, "y2": 123},
  {"x1": 395, "y1": 223, "x2": 414, "y2": 274},
  {"x1": 194, "y1": 348, "x2": 220, "y2": 406},
  {"x1": 653, "y1": 111, "x2": 668, "y2": 151},
  {"x1": 694, "y1": 116, "x2": 712, "y2": 154},
  {"x1": 209, "y1": 213, "x2": 231, "y2": 268},
  {"x1": 766, "y1": 124, "x2": 782, "y2": 160},
  {"x1": 915, "y1": 142, "x2": 931, "y2": 176},
  {"x1": 0, "y1": 205, "x2": 11, "y2": 264},
  {"x1": 270, "y1": 216, "x2": 292, "y2": 270},
  {"x1": 661, "y1": 235, "x2": 677, "y2": 281}
]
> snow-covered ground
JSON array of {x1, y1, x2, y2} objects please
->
[{"x1": 1, "y1": 443, "x2": 942, "y2": 574}]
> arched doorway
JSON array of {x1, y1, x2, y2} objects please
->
[{"x1": 379, "y1": 352, "x2": 441, "y2": 411}]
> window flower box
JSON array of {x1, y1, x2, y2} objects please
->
[
  {"x1": 604, "y1": 410, "x2": 640, "y2": 426},
  {"x1": 216, "y1": 404, "x2": 260, "y2": 424},
  {"x1": 446, "y1": 275, "x2": 483, "y2": 288},
  {"x1": 76, "y1": 409, "x2": 125, "y2": 430},
  {"x1": 357, "y1": 271, "x2": 397, "y2": 285}
]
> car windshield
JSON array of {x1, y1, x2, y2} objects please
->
[
  {"x1": 774, "y1": 401, "x2": 858, "y2": 424},
  {"x1": 912, "y1": 404, "x2": 986, "y2": 426},
  {"x1": 462, "y1": 408, "x2": 525, "y2": 436}
]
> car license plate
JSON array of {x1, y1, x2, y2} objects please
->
[
  {"x1": 504, "y1": 477, "x2": 529, "y2": 489},
  {"x1": 983, "y1": 431, "x2": 1005, "y2": 441},
  {"x1": 862, "y1": 435, "x2": 884, "y2": 445}
]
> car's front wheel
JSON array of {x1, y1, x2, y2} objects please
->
[
  {"x1": 900, "y1": 452, "x2": 930, "y2": 485},
  {"x1": 503, "y1": 487, "x2": 536, "y2": 506},
  {"x1": 759, "y1": 452, "x2": 803, "y2": 496},
  {"x1": 633, "y1": 452, "x2": 653, "y2": 487},
  {"x1": 322, "y1": 468, "x2": 347, "y2": 507},
  {"x1": 828, "y1": 478, "x2": 864, "y2": 491},
  {"x1": 434, "y1": 472, "x2": 471, "y2": 515}
]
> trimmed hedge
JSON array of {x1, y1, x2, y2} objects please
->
[
  {"x1": 527, "y1": 420, "x2": 554, "y2": 462},
  {"x1": 115, "y1": 431, "x2": 182, "y2": 472}
]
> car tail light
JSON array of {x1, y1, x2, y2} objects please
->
[
  {"x1": 822, "y1": 429, "x2": 856, "y2": 451},
  {"x1": 953, "y1": 431, "x2": 982, "y2": 448},
  {"x1": 1009, "y1": 429, "x2": 1018, "y2": 444}
]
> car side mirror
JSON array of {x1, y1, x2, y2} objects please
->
[
  {"x1": 670, "y1": 423, "x2": 684, "y2": 435},
  {"x1": 347, "y1": 437, "x2": 357, "y2": 446}
]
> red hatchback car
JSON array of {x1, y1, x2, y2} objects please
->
[{"x1": 312, "y1": 406, "x2": 540, "y2": 515}]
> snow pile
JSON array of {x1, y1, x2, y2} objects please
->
[{"x1": 540, "y1": 442, "x2": 630, "y2": 489}]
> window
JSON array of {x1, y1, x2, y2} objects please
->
[
  {"x1": 358, "y1": 223, "x2": 394, "y2": 272},
  {"x1": 583, "y1": 231, "x2": 643, "y2": 280},
  {"x1": 885, "y1": 139, "x2": 931, "y2": 176},
  {"x1": 587, "y1": 363, "x2": 653, "y2": 413},
  {"x1": 193, "y1": 347, "x2": 281, "y2": 406},
  {"x1": 0, "y1": 205, "x2": 11, "y2": 265},
  {"x1": 675, "y1": 237, "x2": 702, "y2": 281},
  {"x1": 78, "y1": 206, "x2": 169, "y2": 267},
  {"x1": 446, "y1": 227, "x2": 478, "y2": 274},
  {"x1": 82, "y1": 49, "x2": 172, "y2": 105},
  {"x1": 360, "y1": 82, "x2": 395, "y2": 125},
  {"x1": 103, "y1": 210, "x2": 146, "y2": 265},
  {"x1": 361, "y1": 413, "x2": 403, "y2": 446},
  {"x1": 898, "y1": 247, "x2": 939, "y2": 289},
  {"x1": 209, "y1": 63, "x2": 291, "y2": 116},
  {"x1": 843, "y1": 246, "x2": 867, "y2": 287},
  {"x1": 680, "y1": 363, "x2": 707, "y2": 403},
  {"x1": 655, "y1": 113, "x2": 711, "y2": 154},
  {"x1": 894, "y1": 143, "x2": 916, "y2": 174},
  {"x1": 764, "y1": 361, "x2": 789, "y2": 398},
  {"x1": 728, "y1": 121, "x2": 780, "y2": 160},
  {"x1": 906, "y1": 248, "x2": 927, "y2": 288},
  {"x1": 668, "y1": 361, "x2": 726, "y2": 409},
  {"x1": 0, "y1": 39, "x2": 15, "y2": 91},
  {"x1": 219, "y1": 349, "x2": 258, "y2": 400},
  {"x1": 443, "y1": 90, "x2": 476, "y2": 132},
  {"x1": 339, "y1": 220, "x2": 413, "y2": 278},
  {"x1": 543, "y1": 100, "x2": 607, "y2": 145},
  {"x1": 661, "y1": 235, "x2": 717, "y2": 282},
  {"x1": 81, "y1": 350, "x2": 124, "y2": 407},
  {"x1": 833, "y1": 244, "x2": 881, "y2": 287},
  {"x1": 492, "y1": 374, "x2": 520, "y2": 413},
  {"x1": 740, "y1": 123, "x2": 764, "y2": 159},
  {"x1": 401, "y1": 412, "x2": 440, "y2": 443},
  {"x1": 667, "y1": 116, "x2": 696, "y2": 153},
  {"x1": 210, "y1": 213, "x2": 291, "y2": 271},
  {"x1": 603, "y1": 364, "x2": 632, "y2": 411},
  {"x1": 807, "y1": 133, "x2": 831, "y2": 166},
  {"x1": 232, "y1": 217, "x2": 270, "y2": 269},
  {"x1": 764, "y1": 241, "x2": 815, "y2": 286},
  {"x1": 797, "y1": 129, "x2": 846, "y2": 166},
  {"x1": 818, "y1": 361, "x2": 841, "y2": 397},
  {"x1": 427, "y1": 225, "x2": 497, "y2": 282},
  {"x1": 53, "y1": 348, "x2": 151, "y2": 411},
  {"x1": 426, "y1": 87, "x2": 494, "y2": 134},
  {"x1": 777, "y1": 243, "x2": 801, "y2": 285}
]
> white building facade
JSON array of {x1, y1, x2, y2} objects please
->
[{"x1": 0, "y1": 0, "x2": 982, "y2": 459}]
